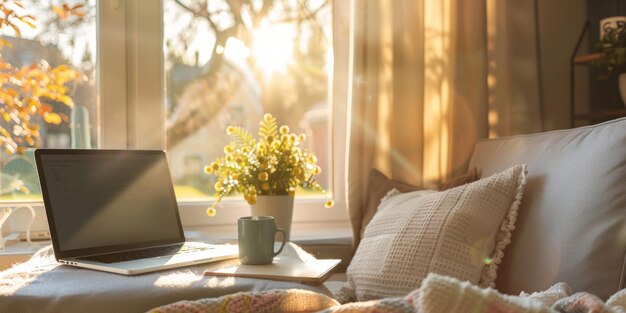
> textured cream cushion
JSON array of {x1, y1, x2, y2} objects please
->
[
  {"x1": 337, "y1": 165, "x2": 527, "y2": 303},
  {"x1": 354, "y1": 169, "x2": 483, "y2": 247}
]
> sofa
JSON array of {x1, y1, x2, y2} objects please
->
[
  {"x1": 469, "y1": 117, "x2": 625, "y2": 300},
  {"x1": 0, "y1": 117, "x2": 624, "y2": 312},
  {"x1": 325, "y1": 117, "x2": 625, "y2": 302}
]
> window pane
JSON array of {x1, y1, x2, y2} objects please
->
[
  {"x1": 164, "y1": 0, "x2": 332, "y2": 200},
  {"x1": 0, "y1": 1, "x2": 97, "y2": 201}
]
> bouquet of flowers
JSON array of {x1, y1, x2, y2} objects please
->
[{"x1": 204, "y1": 113, "x2": 333, "y2": 216}]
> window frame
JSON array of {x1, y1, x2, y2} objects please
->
[
  {"x1": 99, "y1": 0, "x2": 164, "y2": 149},
  {"x1": 122, "y1": 0, "x2": 349, "y2": 231}
]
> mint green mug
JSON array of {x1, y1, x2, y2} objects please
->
[{"x1": 238, "y1": 216, "x2": 286, "y2": 265}]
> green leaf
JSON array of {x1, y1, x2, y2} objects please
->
[
  {"x1": 258, "y1": 114, "x2": 278, "y2": 141},
  {"x1": 229, "y1": 126, "x2": 253, "y2": 146}
]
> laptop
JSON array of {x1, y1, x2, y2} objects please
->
[{"x1": 34, "y1": 149, "x2": 238, "y2": 275}]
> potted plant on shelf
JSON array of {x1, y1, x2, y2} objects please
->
[
  {"x1": 595, "y1": 24, "x2": 626, "y2": 106},
  {"x1": 204, "y1": 113, "x2": 333, "y2": 241}
]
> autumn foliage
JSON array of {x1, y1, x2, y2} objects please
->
[{"x1": 0, "y1": 1, "x2": 83, "y2": 154}]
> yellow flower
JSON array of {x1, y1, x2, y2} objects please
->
[
  {"x1": 290, "y1": 155, "x2": 299, "y2": 164},
  {"x1": 261, "y1": 182, "x2": 270, "y2": 191},
  {"x1": 214, "y1": 182, "x2": 224, "y2": 191},
  {"x1": 206, "y1": 207, "x2": 217, "y2": 217},
  {"x1": 324, "y1": 199, "x2": 335, "y2": 208},
  {"x1": 207, "y1": 115, "x2": 329, "y2": 213},
  {"x1": 293, "y1": 167, "x2": 302, "y2": 176},
  {"x1": 248, "y1": 198, "x2": 256, "y2": 205},
  {"x1": 226, "y1": 126, "x2": 235, "y2": 135},
  {"x1": 245, "y1": 193, "x2": 257, "y2": 205}
]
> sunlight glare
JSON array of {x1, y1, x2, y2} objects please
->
[
  {"x1": 224, "y1": 37, "x2": 250, "y2": 60},
  {"x1": 251, "y1": 23, "x2": 295, "y2": 77},
  {"x1": 205, "y1": 276, "x2": 236, "y2": 288},
  {"x1": 154, "y1": 272, "x2": 203, "y2": 288}
]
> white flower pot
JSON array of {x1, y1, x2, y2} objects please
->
[
  {"x1": 600, "y1": 16, "x2": 626, "y2": 39},
  {"x1": 250, "y1": 195, "x2": 294, "y2": 241},
  {"x1": 619, "y1": 73, "x2": 626, "y2": 107}
]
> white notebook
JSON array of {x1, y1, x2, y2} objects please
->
[{"x1": 204, "y1": 243, "x2": 341, "y2": 285}]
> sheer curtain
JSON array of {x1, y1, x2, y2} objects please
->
[{"x1": 336, "y1": 0, "x2": 544, "y2": 245}]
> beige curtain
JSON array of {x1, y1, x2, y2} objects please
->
[
  {"x1": 340, "y1": 0, "x2": 490, "y2": 245},
  {"x1": 337, "y1": 0, "x2": 545, "y2": 246}
]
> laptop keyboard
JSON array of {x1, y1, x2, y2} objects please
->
[{"x1": 79, "y1": 243, "x2": 213, "y2": 264}]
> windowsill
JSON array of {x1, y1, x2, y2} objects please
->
[
  {"x1": 0, "y1": 222, "x2": 352, "y2": 256},
  {"x1": 184, "y1": 221, "x2": 353, "y2": 246},
  {"x1": 0, "y1": 222, "x2": 353, "y2": 272}
]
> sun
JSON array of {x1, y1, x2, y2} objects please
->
[{"x1": 251, "y1": 22, "x2": 296, "y2": 77}]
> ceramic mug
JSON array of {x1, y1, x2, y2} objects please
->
[{"x1": 238, "y1": 216, "x2": 286, "y2": 265}]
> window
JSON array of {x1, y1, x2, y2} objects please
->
[
  {"x1": 0, "y1": 0, "x2": 97, "y2": 201},
  {"x1": 161, "y1": 1, "x2": 347, "y2": 228},
  {"x1": 0, "y1": 0, "x2": 348, "y2": 229},
  {"x1": 163, "y1": 0, "x2": 333, "y2": 202}
]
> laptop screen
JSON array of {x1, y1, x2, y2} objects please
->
[{"x1": 36, "y1": 150, "x2": 184, "y2": 256}]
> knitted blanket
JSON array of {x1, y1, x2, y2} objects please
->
[
  {"x1": 149, "y1": 273, "x2": 626, "y2": 313},
  {"x1": 149, "y1": 289, "x2": 339, "y2": 313}
]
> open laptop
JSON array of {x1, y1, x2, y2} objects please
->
[{"x1": 34, "y1": 149, "x2": 238, "y2": 275}]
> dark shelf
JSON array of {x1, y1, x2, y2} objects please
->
[
  {"x1": 573, "y1": 52, "x2": 602, "y2": 65},
  {"x1": 570, "y1": 21, "x2": 626, "y2": 127}
]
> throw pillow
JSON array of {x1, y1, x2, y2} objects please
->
[
  {"x1": 437, "y1": 167, "x2": 479, "y2": 191},
  {"x1": 360, "y1": 168, "x2": 482, "y2": 241},
  {"x1": 360, "y1": 169, "x2": 419, "y2": 241},
  {"x1": 337, "y1": 164, "x2": 527, "y2": 303}
]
